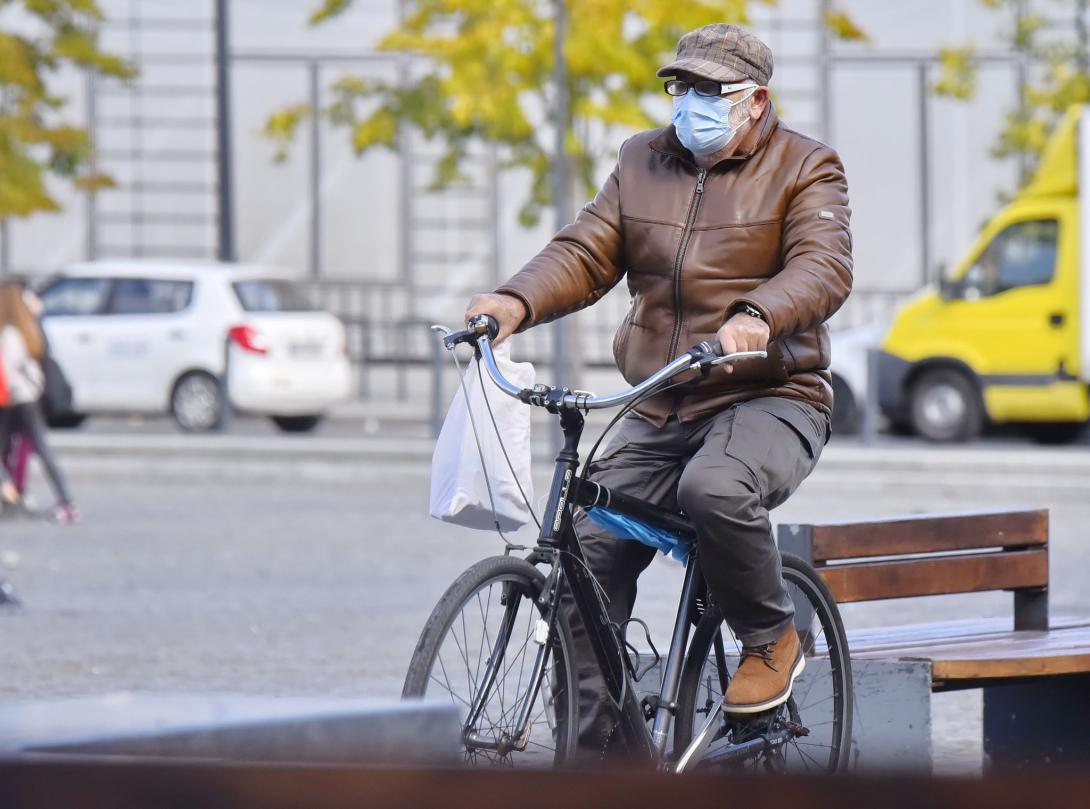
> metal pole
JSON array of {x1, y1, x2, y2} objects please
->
[
  {"x1": 0, "y1": 219, "x2": 9, "y2": 277},
  {"x1": 1014, "y1": 0, "x2": 1030, "y2": 185},
  {"x1": 1076, "y1": 0, "x2": 1089, "y2": 72},
  {"x1": 430, "y1": 336, "x2": 444, "y2": 438},
  {"x1": 552, "y1": 0, "x2": 575, "y2": 404},
  {"x1": 396, "y1": 1, "x2": 414, "y2": 314},
  {"x1": 214, "y1": 0, "x2": 235, "y2": 262},
  {"x1": 863, "y1": 347, "x2": 880, "y2": 444},
  {"x1": 488, "y1": 147, "x2": 501, "y2": 287},
  {"x1": 818, "y1": 0, "x2": 833, "y2": 143},
  {"x1": 309, "y1": 60, "x2": 322, "y2": 278},
  {"x1": 86, "y1": 71, "x2": 97, "y2": 260},
  {"x1": 397, "y1": 63, "x2": 413, "y2": 311},
  {"x1": 917, "y1": 61, "x2": 931, "y2": 286}
]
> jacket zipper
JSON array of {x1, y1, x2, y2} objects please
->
[{"x1": 667, "y1": 167, "x2": 707, "y2": 363}]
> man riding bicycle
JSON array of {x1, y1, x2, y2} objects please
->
[{"x1": 465, "y1": 23, "x2": 852, "y2": 757}]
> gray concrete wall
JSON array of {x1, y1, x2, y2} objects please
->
[{"x1": 0, "y1": 0, "x2": 1056, "y2": 311}]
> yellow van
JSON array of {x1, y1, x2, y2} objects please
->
[{"x1": 877, "y1": 105, "x2": 1090, "y2": 443}]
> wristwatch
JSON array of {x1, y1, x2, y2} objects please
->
[{"x1": 734, "y1": 303, "x2": 765, "y2": 321}]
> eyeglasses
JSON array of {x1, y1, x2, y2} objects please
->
[{"x1": 663, "y1": 79, "x2": 757, "y2": 98}]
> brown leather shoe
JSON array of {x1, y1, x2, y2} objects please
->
[{"x1": 724, "y1": 624, "x2": 804, "y2": 715}]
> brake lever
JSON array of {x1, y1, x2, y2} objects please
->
[
  {"x1": 710, "y1": 349, "x2": 768, "y2": 366},
  {"x1": 688, "y1": 349, "x2": 768, "y2": 371},
  {"x1": 432, "y1": 323, "x2": 479, "y2": 351}
]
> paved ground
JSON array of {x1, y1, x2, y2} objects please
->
[{"x1": 1, "y1": 431, "x2": 1088, "y2": 774}]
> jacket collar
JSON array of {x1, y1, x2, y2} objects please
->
[{"x1": 649, "y1": 104, "x2": 779, "y2": 170}]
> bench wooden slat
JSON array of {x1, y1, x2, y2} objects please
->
[
  {"x1": 847, "y1": 623, "x2": 1090, "y2": 683},
  {"x1": 800, "y1": 508, "x2": 1048, "y2": 562},
  {"x1": 933, "y1": 653, "x2": 1090, "y2": 682},
  {"x1": 846, "y1": 616, "x2": 1089, "y2": 653},
  {"x1": 850, "y1": 621, "x2": 1090, "y2": 658},
  {"x1": 819, "y1": 548, "x2": 1048, "y2": 603}
]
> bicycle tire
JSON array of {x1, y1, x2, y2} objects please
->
[
  {"x1": 402, "y1": 555, "x2": 578, "y2": 767},
  {"x1": 673, "y1": 552, "x2": 853, "y2": 773}
]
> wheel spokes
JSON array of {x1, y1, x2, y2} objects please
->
[{"x1": 421, "y1": 575, "x2": 565, "y2": 767}]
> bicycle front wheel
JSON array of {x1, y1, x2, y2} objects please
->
[
  {"x1": 402, "y1": 555, "x2": 577, "y2": 767},
  {"x1": 673, "y1": 552, "x2": 853, "y2": 773}
]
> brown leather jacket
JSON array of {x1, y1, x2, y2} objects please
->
[{"x1": 496, "y1": 106, "x2": 853, "y2": 427}]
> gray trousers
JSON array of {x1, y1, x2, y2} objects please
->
[{"x1": 562, "y1": 396, "x2": 829, "y2": 750}]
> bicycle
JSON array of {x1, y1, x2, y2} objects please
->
[{"x1": 403, "y1": 315, "x2": 853, "y2": 772}]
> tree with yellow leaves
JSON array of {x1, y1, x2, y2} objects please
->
[
  {"x1": 266, "y1": 0, "x2": 864, "y2": 226},
  {"x1": 0, "y1": 0, "x2": 134, "y2": 220},
  {"x1": 934, "y1": 0, "x2": 1090, "y2": 190}
]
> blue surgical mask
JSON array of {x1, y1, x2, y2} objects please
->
[{"x1": 672, "y1": 87, "x2": 756, "y2": 155}]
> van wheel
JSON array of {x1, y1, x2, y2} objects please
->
[
  {"x1": 909, "y1": 368, "x2": 983, "y2": 442},
  {"x1": 271, "y1": 415, "x2": 322, "y2": 433},
  {"x1": 830, "y1": 373, "x2": 861, "y2": 435},
  {"x1": 171, "y1": 372, "x2": 224, "y2": 432}
]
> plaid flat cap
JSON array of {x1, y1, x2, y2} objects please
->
[{"x1": 657, "y1": 23, "x2": 773, "y2": 86}]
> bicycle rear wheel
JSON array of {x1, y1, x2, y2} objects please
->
[
  {"x1": 402, "y1": 555, "x2": 577, "y2": 767},
  {"x1": 673, "y1": 552, "x2": 853, "y2": 773}
]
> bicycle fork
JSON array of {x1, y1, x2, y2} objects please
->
[{"x1": 463, "y1": 571, "x2": 563, "y2": 754}]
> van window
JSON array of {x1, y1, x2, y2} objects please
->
[
  {"x1": 233, "y1": 279, "x2": 315, "y2": 312},
  {"x1": 40, "y1": 277, "x2": 113, "y2": 316},
  {"x1": 108, "y1": 278, "x2": 194, "y2": 315},
  {"x1": 954, "y1": 219, "x2": 1058, "y2": 299}
]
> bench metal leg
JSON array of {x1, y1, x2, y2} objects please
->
[
  {"x1": 983, "y1": 673, "x2": 1090, "y2": 768},
  {"x1": 1012, "y1": 589, "x2": 1048, "y2": 631}
]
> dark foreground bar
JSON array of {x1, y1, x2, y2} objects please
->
[{"x1": 1, "y1": 760, "x2": 1089, "y2": 809}]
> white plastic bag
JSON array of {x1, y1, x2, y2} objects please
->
[{"x1": 429, "y1": 341, "x2": 535, "y2": 531}]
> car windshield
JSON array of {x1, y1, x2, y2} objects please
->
[{"x1": 232, "y1": 279, "x2": 315, "y2": 312}]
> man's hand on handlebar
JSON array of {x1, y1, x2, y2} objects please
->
[
  {"x1": 464, "y1": 293, "x2": 527, "y2": 346},
  {"x1": 715, "y1": 313, "x2": 770, "y2": 374}
]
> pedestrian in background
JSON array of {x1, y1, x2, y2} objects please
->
[{"x1": 0, "y1": 282, "x2": 79, "y2": 524}]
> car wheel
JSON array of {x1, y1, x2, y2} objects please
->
[
  {"x1": 45, "y1": 412, "x2": 87, "y2": 429},
  {"x1": 908, "y1": 368, "x2": 983, "y2": 442},
  {"x1": 830, "y1": 373, "x2": 861, "y2": 436},
  {"x1": 271, "y1": 415, "x2": 323, "y2": 433},
  {"x1": 171, "y1": 372, "x2": 224, "y2": 432}
]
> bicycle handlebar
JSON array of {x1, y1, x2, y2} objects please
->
[{"x1": 443, "y1": 314, "x2": 767, "y2": 412}]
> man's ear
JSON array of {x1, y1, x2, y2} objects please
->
[{"x1": 750, "y1": 87, "x2": 769, "y2": 119}]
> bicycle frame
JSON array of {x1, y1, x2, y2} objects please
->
[
  {"x1": 534, "y1": 406, "x2": 700, "y2": 764},
  {"x1": 446, "y1": 318, "x2": 789, "y2": 768}
]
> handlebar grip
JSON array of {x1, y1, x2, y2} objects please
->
[{"x1": 692, "y1": 339, "x2": 722, "y2": 356}]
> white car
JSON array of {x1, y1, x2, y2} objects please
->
[
  {"x1": 828, "y1": 319, "x2": 888, "y2": 435},
  {"x1": 38, "y1": 260, "x2": 352, "y2": 432}
]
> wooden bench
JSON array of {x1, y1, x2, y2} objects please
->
[{"x1": 778, "y1": 508, "x2": 1090, "y2": 769}]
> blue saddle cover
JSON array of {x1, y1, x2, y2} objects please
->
[{"x1": 584, "y1": 506, "x2": 693, "y2": 562}]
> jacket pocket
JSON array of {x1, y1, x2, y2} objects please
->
[
  {"x1": 780, "y1": 329, "x2": 830, "y2": 375},
  {"x1": 721, "y1": 401, "x2": 824, "y2": 507},
  {"x1": 612, "y1": 307, "x2": 635, "y2": 368},
  {"x1": 742, "y1": 397, "x2": 829, "y2": 460}
]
